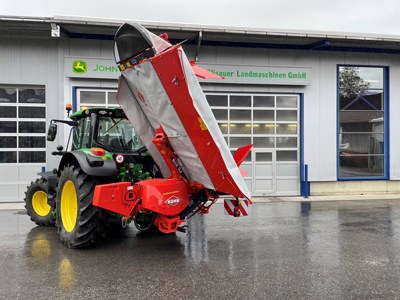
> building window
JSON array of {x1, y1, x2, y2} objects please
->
[
  {"x1": 0, "y1": 86, "x2": 46, "y2": 164},
  {"x1": 338, "y1": 66, "x2": 387, "y2": 179},
  {"x1": 78, "y1": 89, "x2": 118, "y2": 110}
]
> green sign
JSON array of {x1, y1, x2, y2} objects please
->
[
  {"x1": 65, "y1": 58, "x2": 312, "y2": 85},
  {"x1": 72, "y1": 60, "x2": 88, "y2": 74},
  {"x1": 208, "y1": 69, "x2": 307, "y2": 80},
  {"x1": 66, "y1": 58, "x2": 120, "y2": 79},
  {"x1": 199, "y1": 63, "x2": 312, "y2": 85}
]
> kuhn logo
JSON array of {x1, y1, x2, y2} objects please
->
[
  {"x1": 135, "y1": 87, "x2": 146, "y2": 105},
  {"x1": 164, "y1": 195, "x2": 181, "y2": 207},
  {"x1": 72, "y1": 60, "x2": 87, "y2": 73}
]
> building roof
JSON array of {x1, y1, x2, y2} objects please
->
[{"x1": 2, "y1": 15, "x2": 400, "y2": 54}]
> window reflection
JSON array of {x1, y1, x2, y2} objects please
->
[
  {"x1": 230, "y1": 123, "x2": 251, "y2": 134},
  {"x1": 230, "y1": 110, "x2": 251, "y2": 121},
  {"x1": 338, "y1": 66, "x2": 386, "y2": 178},
  {"x1": 19, "y1": 151, "x2": 46, "y2": 163},
  {"x1": 254, "y1": 96, "x2": 274, "y2": 107},
  {"x1": 0, "y1": 137, "x2": 17, "y2": 148},
  {"x1": 80, "y1": 91, "x2": 106, "y2": 104},
  {"x1": 0, "y1": 121, "x2": 17, "y2": 133},
  {"x1": 340, "y1": 90, "x2": 383, "y2": 111},
  {"x1": 276, "y1": 137, "x2": 297, "y2": 148},
  {"x1": 256, "y1": 152, "x2": 272, "y2": 162},
  {"x1": 19, "y1": 137, "x2": 46, "y2": 148},
  {"x1": 212, "y1": 109, "x2": 228, "y2": 121},
  {"x1": 230, "y1": 137, "x2": 251, "y2": 148},
  {"x1": 253, "y1": 124, "x2": 274, "y2": 134},
  {"x1": 19, "y1": 122, "x2": 46, "y2": 133},
  {"x1": 277, "y1": 151, "x2": 297, "y2": 161},
  {"x1": 0, "y1": 151, "x2": 17, "y2": 163},
  {"x1": 218, "y1": 123, "x2": 228, "y2": 134},
  {"x1": 108, "y1": 92, "x2": 118, "y2": 104},
  {"x1": 253, "y1": 137, "x2": 274, "y2": 148},
  {"x1": 277, "y1": 124, "x2": 297, "y2": 134},
  {"x1": 254, "y1": 110, "x2": 274, "y2": 121},
  {"x1": 206, "y1": 95, "x2": 228, "y2": 106},
  {"x1": 276, "y1": 110, "x2": 297, "y2": 121},
  {"x1": 19, "y1": 107, "x2": 46, "y2": 118},
  {"x1": 276, "y1": 96, "x2": 297, "y2": 108},
  {"x1": 230, "y1": 95, "x2": 251, "y2": 107},
  {"x1": 0, "y1": 88, "x2": 16, "y2": 103},
  {"x1": 0, "y1": 107, "x2": 16, "y2": 118},
  {"x1": 19, "y1": 88, "x2": 45, "y2": 103}
]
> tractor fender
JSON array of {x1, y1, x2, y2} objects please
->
[
  {"x1": 36, "y1": 171, "x2": 59, "y2": 191},
  {"x1": 59, "y1": 151, "x2": 118, "y2": 177}
]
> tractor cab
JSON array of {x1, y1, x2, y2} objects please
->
[
  {"x1": 69, "y1": 107, "x2": 144, "y2": 153},
  {"x1": 47, "y1": 106, "x2": 145, "y2": 155},
  {"x1": 47, "y1": 106, "x2": 158, "y2": 179}
]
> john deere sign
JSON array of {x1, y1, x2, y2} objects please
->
[
  {"x1": 65, "y1": 57, "x2": 311, "y2": 85},
  {"x1": 72, "y1": 61, "x2": 88, "y2": 74},
  {"x1": 65, "y1": 58, "x2": 120, "y2": 79}
]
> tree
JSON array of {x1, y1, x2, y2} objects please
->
[{"x1": 339, "y1": 66, "x2": 370, "y2": 98}]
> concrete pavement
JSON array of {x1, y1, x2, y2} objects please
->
[{"x1": 2, "y1": 200, "x2": 400, "y2": 298}]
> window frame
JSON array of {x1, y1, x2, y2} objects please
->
[
  {"x1": 337, "y1": 65, "x2": 389, "y2": 180},
  {"x1": 77, "y1": 88, "x2": 119, "y2": 110},
  {"x1": 0, "y1": 86, "x2": 46, "y2": 165}
]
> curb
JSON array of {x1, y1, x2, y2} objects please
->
[{"x1": 0, "y1": 203, "x2": 26, "y2": 211}]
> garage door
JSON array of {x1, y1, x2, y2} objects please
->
[
  {"x1": 0, "y1": 87, "x2": 46, "y2": 202},
  {"x1": 205, "y1": 93, "x2": 300, "y2": 196}
]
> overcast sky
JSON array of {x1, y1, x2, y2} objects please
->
[{"x1": 2, "y1": 0, "x2": 400, "y2": 35}]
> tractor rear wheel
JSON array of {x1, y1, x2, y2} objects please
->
[
  {"x1": 24, "y1": 178, "x2": 55, "y2": 226},
  {"x1": 56, "y1": 164, "x2": 102, "y2": 248}
]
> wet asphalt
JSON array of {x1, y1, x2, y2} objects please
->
[{"x1": 2, "y1": 200, "x2": 400, "y2": 299}]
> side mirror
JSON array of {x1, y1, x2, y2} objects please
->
[{"x1": 47, "y1": 123, "x2": 57, "y2": 141}]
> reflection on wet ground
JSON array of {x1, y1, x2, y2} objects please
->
[{"x1": 2, "y1": 200, "x2": 400, "y2": 299}]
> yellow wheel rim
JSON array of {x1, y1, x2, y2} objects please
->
[
  {"x1": 32, "y1": 190, "x2": 51, "y2": 217},
  {"x1": 61, "y1": 180, "x2": 78, "y2": 233}
]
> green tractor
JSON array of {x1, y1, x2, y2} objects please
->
[{"x1": 24, "y1": 106, "x2": 158, "y2": 248}]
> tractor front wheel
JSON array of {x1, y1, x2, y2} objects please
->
[
  {"x1": 24, "y1": 178, "x2": 55, "y2": 226},
  {"x1": 56, "y1": 164, "x2": 102, "y2": 248}
]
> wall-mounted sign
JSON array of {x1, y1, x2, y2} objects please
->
[
  {"x1": 65, "y1": 58, "x2": 120, "y2": 79},
  {"x1": 198, "y1": 63, "x2": 312, "y2": 85},
  {"x1": 65, "y1": 57, "x2": 312, "y2": 85}
]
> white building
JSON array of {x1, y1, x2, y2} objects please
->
[{"x1": 1, "y1": 15, "x2": 400, "y2": 202}]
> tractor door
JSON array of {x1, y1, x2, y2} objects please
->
[{"x1": 72, "y1": 117, "x2": 92, "y2": 150}]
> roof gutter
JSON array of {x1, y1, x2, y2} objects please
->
[{"x1": 2, "y1": 14, "x2": 400, "y2": 43}]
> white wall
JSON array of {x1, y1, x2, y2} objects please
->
[
  {"x1": 2, "y1": 33, "x2": 400, "y2": 202},
  {"x1": 195, "y1": 45, "x2": 400, "y2": 182},
  {"x1": 0, "y1": 36, "x2": 61, "y2": 202}
]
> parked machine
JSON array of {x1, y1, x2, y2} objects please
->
[
  {"x1": 25, "y1": 106, "x2": 158, "y2": 245},
  {"x1": 25, "y1": 23, "x2": 252, "y2": 248}
]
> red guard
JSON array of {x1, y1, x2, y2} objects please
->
[{"x1": 151, "y1": 47, "x2": 248, "y2": 199}]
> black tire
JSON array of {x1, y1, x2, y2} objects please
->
[
  {"x1": 56, "y1": 164, "x2": 102, "y2": 248},
  {"x1": 24, "y1": 178, "x2": 55, "y2": 226}
]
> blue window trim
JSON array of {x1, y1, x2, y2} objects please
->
[
  {"x1": 72, "y1": 86, "x2": 77, "y2": 112},
  {"x1": 299, "y1": 93, "x2": 310, "y2": 196},
  {"x1": 300, "y1": 93, "x2": 304, "y2": 184},
  {"x1": 337, "y1": 65, "x2": 389, "y2": 181}
]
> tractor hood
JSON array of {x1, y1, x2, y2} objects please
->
[{"x1": 113, "y1": 23, "x2": 251, "y2": 200}]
